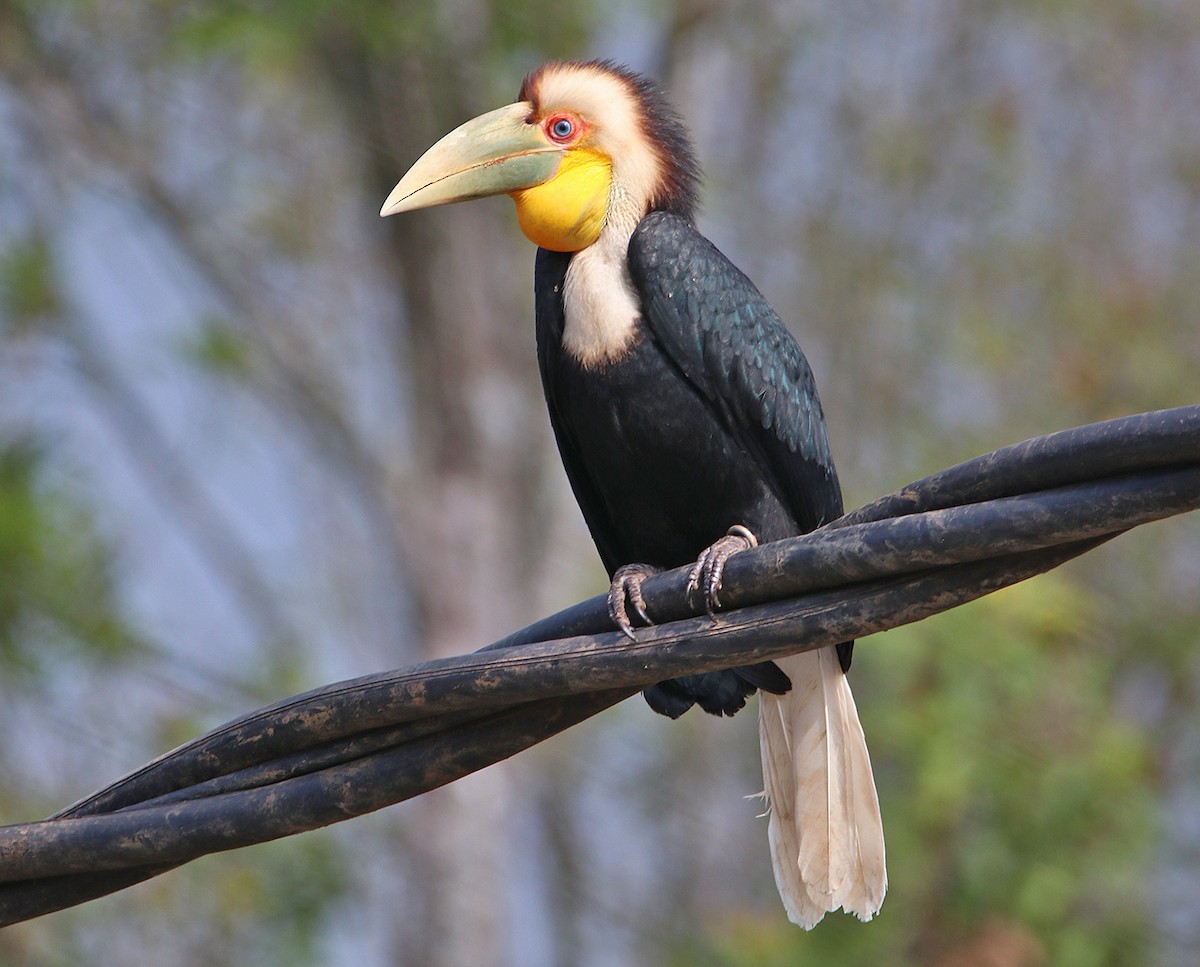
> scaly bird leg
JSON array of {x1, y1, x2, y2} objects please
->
[
  {"x1": 686, "y1": 524, "x2": 758, "y2": 615},
  {"x1": 608, "y1": 563, "x2": 661, "y2": 640}
]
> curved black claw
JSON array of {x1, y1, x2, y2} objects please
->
[
  {"x1": 686, "y1": 524, "x2": 758, "y2": 616},
  {"x1": 608, "y1": 563, "x2": 661, "y2": 640}
]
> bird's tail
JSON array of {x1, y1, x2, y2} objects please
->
[{"x1": 757, "y1": 646, "x2": 887, "y2": 928}]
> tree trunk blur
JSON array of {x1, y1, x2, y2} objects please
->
[{"x1": 1, "y1": 1, "x2": 1198, "y2": 965}]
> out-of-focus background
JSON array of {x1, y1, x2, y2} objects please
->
[{"x1": 1, "y1": 0, "x2": 1198, "y2": 964}]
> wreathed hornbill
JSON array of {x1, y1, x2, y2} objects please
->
[{"x1": 381, "y1": 60, "x2": 885, "y2": 927}]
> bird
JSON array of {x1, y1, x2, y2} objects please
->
[{"x1": 380, "y1": 59, "x2": 885, "y2": 928}]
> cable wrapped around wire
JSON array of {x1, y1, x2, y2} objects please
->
[{"x1": 0, "y1": 405, "x2": 1197, "y2": 925}]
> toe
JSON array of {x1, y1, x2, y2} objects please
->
[
  {"x1": 608, "y1": 564, "x2": 660, "y2": 639},
  {"x1": 690, "y1": 526, "x2": 759, "y2": 615}
]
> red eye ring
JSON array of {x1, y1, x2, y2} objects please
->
[{"x1": 546, "y1": 114, "x2": 579, "y2": 144}]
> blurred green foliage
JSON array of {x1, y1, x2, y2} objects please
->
[
  {"x1": 0, "y1": 440, "x2": 142, "y2": 675},
  {"x1": 0, "y1": 836, "x2": 349, "y2": 967},
  {"x1": 168, "y1": 0, "x2": 596, "y2": 87},
  {"x1": 0, "y1": 0, "x2": 1196, "y2": 963},
  {"x1": 181, "y1": 319, "x2": 254, "y2": 378},
  {"x1": 0, "y1": 235, "x2": 61, "y2": 338},
  {"x1": 688, "y1": 576, "x2": 1158, "y2": 966}
]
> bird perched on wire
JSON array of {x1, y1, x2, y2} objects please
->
[{"x1": 380, "y1": 59, "x2": 885, "y2": 927}]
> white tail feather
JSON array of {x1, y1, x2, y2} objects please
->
[{"x1": 758, "y1": 647, "x2": 887, "y2": 928}]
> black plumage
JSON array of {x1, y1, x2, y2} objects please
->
[
  {"x1": 535, "y1": 211, "x2": 852, "y2": 718},
  {"x1": 380, "y1": 59, "x2": 886, "y2": 921}
]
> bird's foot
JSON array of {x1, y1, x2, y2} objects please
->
[
  {"x1": 687, "y1": 525, "x2": 758, "y2": 615},
  {"x1": 608, "y1": 563, "x2": 661, "y2": 640}
]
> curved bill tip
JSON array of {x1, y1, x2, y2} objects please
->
[{"x1": 380, "y1": 102, "x2": 563, "y2": 217}]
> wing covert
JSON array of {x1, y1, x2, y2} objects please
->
[{"x1": 627, "y1": 211, "x2": 843, "y2": 530}]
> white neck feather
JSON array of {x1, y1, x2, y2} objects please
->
[
  {"x1": 561, "y1": 203, "x2": 642, "y2": 368},
  {"x1": 536, "y1": 63, "x2": 662, "y2": 369}
]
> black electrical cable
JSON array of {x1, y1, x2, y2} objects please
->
[{"x1": 0, "y1": 406, "x2": 1196, "y2": 926}]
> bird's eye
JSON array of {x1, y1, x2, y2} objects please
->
[{"x1": 549, "y1": 117, "x2": 575, "y2": 141}]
